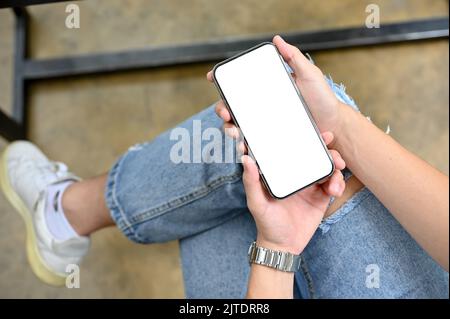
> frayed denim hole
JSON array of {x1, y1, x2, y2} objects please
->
[
  {"x1": 319, "y1": 187, "x2": 371, "y2": 234},
  {"x1": 325, "y1": 75, "x2": 359, "y2": 112}
]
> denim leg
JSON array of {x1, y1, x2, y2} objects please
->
[
  {"x1": 180, "y1": 211, "x2": 256, "y2": 299},
  {"x1": 180, "y1": 210, "x2": 311, "y2": 299},
  {"x1": 105, "y1": 105, "x2": 247, "y2": 243},
  {"x1": 300, "y1": 188, "x2": 449, "y2": 298},
  {"x1": 104, "y1": 73, "x2": 359, "y2": 244},
  {"x1": 179, "y1": 188, "x2": 449, "y2": 299},
  {"x1": 104, "y1": 81, "x2": 448, "y2": 298}
]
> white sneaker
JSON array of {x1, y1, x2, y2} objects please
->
[{"x1": 0, "y1": 141, "x2": 90, "y2": 286}]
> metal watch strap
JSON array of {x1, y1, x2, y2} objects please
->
[{"x1": 247, "y1": 241, "x2": 301, "y2": 272}]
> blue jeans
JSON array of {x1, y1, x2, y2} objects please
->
[{"x1": 104, "y1": 79, "x2": 448, "y2": 298}]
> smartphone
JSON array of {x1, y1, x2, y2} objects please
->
[{"x1": 213, "y1": 42, "x2": 334, "y2": 199}]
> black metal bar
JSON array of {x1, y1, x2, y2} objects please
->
[
  {"x1": 0, "y1": 0, "x2": 75, "y2": 9},
  {"x1": 1, "y1": 10, "x2": 447, "y2": 142},
  {"x1": 284, "y1": 16, "x2": 449, "y2": 50},
  {"x1": 22, "y1": 17, "x2": 449, "y2": 80},
  {"x1": 0, "y1": 109, "x2": 26, "y2": 141},
  {"x1": 11, "y1": 7, "x2": 28, "y2": 135}
]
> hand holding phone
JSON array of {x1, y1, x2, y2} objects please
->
[
  {"x1": 241, "y1": 132, "x2": 345, "y2": 255},
  {"x1": 208, "y1": 35, "x2": 347, "y2": 254},
  {"x1": 213, "y1": 40, "x2": 334, "y2": 198}
]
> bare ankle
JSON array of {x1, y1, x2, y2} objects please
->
[{"x1": 61, "y1": 175, "x2": 114, "y2": 236}]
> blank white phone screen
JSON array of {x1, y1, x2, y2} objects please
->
[{"x1": 214, "y1": 43, "x2": 333, "y2": 198}]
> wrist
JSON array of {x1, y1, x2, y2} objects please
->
[
  {"x1": 332, "y1": 102, "x2": 360, "y2": 159},
  {"x1": 256, "y1": 236, "x2": 304, "y2": 255}
]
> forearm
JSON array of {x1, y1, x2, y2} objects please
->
[
  {"x1": 246, "y1": 264, "x2": 295, "y2": 299},
  {"x1": 334, "y1": 104, "x2": 449, "y2": 270}
]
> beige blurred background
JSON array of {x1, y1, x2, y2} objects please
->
[{"x1": 0, "y1": 0, "x2": 448, "y2": 298}]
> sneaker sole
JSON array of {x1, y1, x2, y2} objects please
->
[{"x1": 0, "y1": 143, "x2": 67, "y2": 286}]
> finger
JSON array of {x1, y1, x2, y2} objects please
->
[
  {"x1": 329, "y1": 149, "x2": 346, "y2": 171},
  {"x1": 321, "y1": 131, "x2": 334, "y2": 146},
  {"x1": 322, "y1": 170, "x2": 345, "y2": 197},
  {"x1": 273, "y1": 35, "x2": 321, "y2": 81},
  {"x1": 241, "y1": 155, "x2": 267, "y2": 205},
  {"x1": 297, "y1": 182, "x2": 327, "y2": 204},
  {"x1": 215, "y1": 100, "x2": 232, "y2": 122},
  {"x1": 223, "y1": 122, "x2": 240, "y2": 139},
  {"x1": 236, "y1": 140, "x2": 248, "y2": 155},
  {"x1": 206, "y1": 70, "x2": 213, "y2": 82}
]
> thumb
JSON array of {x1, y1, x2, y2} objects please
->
[
  {"x1": 273, "y1": 35, "x2": 319, "y2": 81},
  {"x1": 241, "y1": 155, "x2": 268, "y2": 206}
]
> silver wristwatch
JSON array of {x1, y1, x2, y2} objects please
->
[{"x1": 247, "y1": 241, "x2": 301, "y2": 272}]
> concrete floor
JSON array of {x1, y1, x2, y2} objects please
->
[{"x1": 0, "y1": 0, "x2": 448, "y2": 298}]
